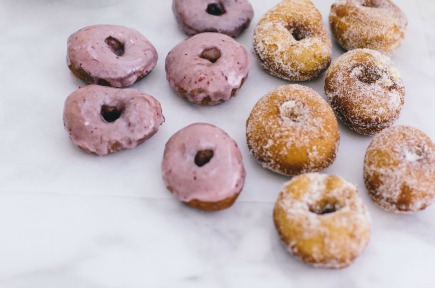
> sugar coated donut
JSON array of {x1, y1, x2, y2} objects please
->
[
  {"x1": 330, "y1": 0, "x2": 407, "y2": 54},
  {"x1": 246, "y1": 85, "x2": 340, "y2": 176},
  {"x1": 364, "y1": 126, "x2": 435, "y2": 213},
  {"x1": 274, "y1": 173, "x2": 371, "y2": 269},
  {"x1": 253, "y1": 0, "x2": 332, "y2": 81},
  {"x1": 67, "y1": 25, "x2": 158, "y2": 87},
  {"x1": 165, "y1": 32, "x2": 250, "y2": 105},
  {"x1": 325, "y1": 49, "x2": 404, "y2": 136},
  {"x1": 162, "y1": 123, "x2": 245, "y2": 211},
  {"x1": 64, "y1": 85, "x2": 164, "y2": 156},
  {"x1": 172, "y1": 0, "x2": 254, "y2": 37}
]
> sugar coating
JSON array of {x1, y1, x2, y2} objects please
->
[
  {"x1": 253, "y1": 0, "x2": 332, "y2": 81},
  {"x1": 329, "y1": 0, "x2": 408, "y2": 54},
  {"x1": 364, "y1": 126, "x2": 435, "y2": 213},
  {"x1": 325, "y1": 48, "x2": 405, "y2": 135},
  {"x1": 246, "y1": 85, "x2": 340, "y2": 176},
  {"x1": 274, "y1": 173, "x2": 371, "y2": 269}
]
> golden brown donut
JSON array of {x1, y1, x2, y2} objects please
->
[
  {"x1": 253, "y1": 0, "x2": 332, "y2": 81},
  {"x1": 246, "y1": 85, "x2": 340, "y2": 176},
  {"x1": 329, "y1": 0, "x2": 407, "y2": 54},
  {"x1": 364, "y1": 126, "x2": 435, "y2": 213},
  {"x1": 325, "y1": 49, "x2": 405, "y2": 136},
  {"x1": 274, "y1": 173, "x2": 371, "y2": 269}
]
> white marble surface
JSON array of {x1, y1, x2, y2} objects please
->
[{"x1": 0, "y1": 0, "x2": 434, "y2": 287}]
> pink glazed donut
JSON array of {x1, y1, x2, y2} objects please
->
[
  {"x1": 64, "y1": 85, "x2": 164, "y2": 156},
  {"x1": 162, "y1": 123, "x2": 246, "y2": 211},
  {"x1": 172, "y1": 0, "x2": 254, "y2": 37},
  {"x1": 67, "y1": 25, "x2": 158, "y2": 87},
  {"x1": 165, "y1": 32, "x2": 251, "y2": 105}
]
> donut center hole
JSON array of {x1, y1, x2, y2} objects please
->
[
  {"x1": 404, "y1": 146, "x2": 425, "y2": 162},
  {"x1": 309, "y1": 199, "x2": 342, "y2": 215},
  {"x1": 101, "y1": 105, "x2": 124, "y2": 123},
  {"x1": 356, "y1": 67, "x2": 382, "y2": 84},
  {"x1": 206, "y1": 2, "x2": 226, "y2": 16},
  {"x1": 105, "y1": 36, "x2": 125, "y2": 56},
  {"x1": 200, "y1": 47, "x2": 222, "y2": 63},
  {"x1": 280, "y1": 100, "x2": 305, "y2": 123},
  {"x1": 194, "y1": 150, "x2": 214, "y2": 167},
  {"x1": 361, "y1": 0, "x2": 380, "y2": 8},
  {"x1": 290, "y1": 28, "x2": 306, "y2": 41}
]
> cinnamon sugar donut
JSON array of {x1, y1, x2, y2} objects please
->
[
  {"x1": 253, "y1": 0, "x2": 332, "y2": 81},
  {"x1": 325, "y1": 49, "x2": 405, "y2": 136},
  {"x1": 330, "y1": 0, "x2": 407, "y2": 54},
  {"x1": 274, "y1": 173, "x2": 371, "y2": 269},
  {"x1": 246, "y1": 85, "x2": 340, "y2": 176},
  {"x1": 172, "y1": 0, "x2": 254, "y2": 37},
  {"x1": 63, "y1": 85, "x2": 164, "y2": 156},
  {"x1": 67, "y1": 25, "x2": 158, "y2": 87},
  {"x1": 364, "y1": 126, "x2": 435, "y2": 213},
  {"x1": 162, "y1": 123, "x2": 245, "y2": 211}
]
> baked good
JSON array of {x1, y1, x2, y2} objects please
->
[
  {"x1": 165, "y1": 32, "x2": 250, "y2": 105},
  {"x1": 329, "y1": 0, "x2": 407, "y2": 54},
  {"x1": 274, "y1": 173, "x2": 371, "y2": 269},
  {"x1": 325, "y1": 48, "x2": 405, "y2": 135},
  {"x1": 253, "y1": 0, "x2": 332, "y2": 81},
  {"x1": 63, "y1": 85, "x2": 164, "y2": 155},
  {"x1": 172, "y1": 0, "x2": 254, "y2": 37},
  {"x1": 364, "y1": 125, "x2": 435, "y2": 213},
  {"x1": 246, "y1": 85, "x2": 340, "y2": 176},
  {"x1": 67, "y1": 25, "x2": 158, "y2": 87},
  {"x1": 162, "y1": 123, "x2": 245, "y2": 211}
]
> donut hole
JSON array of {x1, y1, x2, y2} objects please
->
[
  {"x1": 101, "y1": 104, "x2": 124, "y2": 123},
  {"x1": 309, "y1": 199, "x2": 343, "y2": 215},
  {"x1": 289, "y1": 27, "x2": 307, "y2": 41},
  {"x1": 200, "y1": 47, "x2": 222, "y2": 63},
  {"x1": 105, "y1": 36, "x2": 125, "y2": 56},
  {"x1": 404, "y1": 146, "x2": 426, "y2": 162},
  {"x1": 195, "y1": 149, "x2": 214, "y2": 167},
  {"x1": 280, "y1": 100, "x2": 306, "y2": 123},
  {"x1": 361, "y1": 0, "x2": 381, "y2": 8},
  {"x1": 354, "y1": 66, "x2": 382, "y2": 84},
  {"x1": 206, "y1": 2, "x2": 226, "y2": 16}
]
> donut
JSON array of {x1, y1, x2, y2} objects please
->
[
  {"x1": 162, "y1": 123, "x2": 245, "y2": 211},
  {"x1": 246, "y1": 85, "x2": 340, "y2": 176},
  {"x1": 63, "y1": 85, "x2": 164, "y2": 156},
  {"x1": 172, "y1": 0, "x2": 254, "y2": 38},
  {"x1": 329, "y1": 0, "x2": 408, "y2": 54},
  {"x1": 325, "y1": 49, "x2": 405, "y2": 136},
  {"x1": 165, "y1": 32, "x2": 251, "y2": 105},
  {"x1": 273, "y1": 173, "x2": 371, "y2": 269},
  {"x1": 67, "y1": 25, "x2": 158, "y2": 87},
  {"x1": 364, "y1": 126, "x2": 435, "y2": 213},
  {"x1": 253, "y1": 0, "x2": 332, "y2": 81}
]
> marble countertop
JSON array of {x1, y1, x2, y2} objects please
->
[{"x1": 0, "y1": 1, "x2": 434, "y2": 287}]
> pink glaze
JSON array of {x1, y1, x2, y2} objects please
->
[
  {"x1": 165, "y1": 32, "x2": 251, "y2": 105},
  {"x1": 162, "y1": 123, "x2": 246, "y2": 203},
  {"x1": 67, "y1": 25, "x2": 158, "y2": 87},
  {"x1": 172, "y1": 0, "x2": 254, "y2": 37},
  {"x1": 63, "y1": 85, "x2": 164, "y2": 156}
]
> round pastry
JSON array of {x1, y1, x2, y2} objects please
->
[
  {"x1": 67, "y1": 25, "x2": 158, "y2": 87},
  {"x1": 64, "y1": 85, "x2": 164, "y2": 156},
  {"x1": 162, "y1": 123, "x2": 245, "y2": 211},
  {"x1": 253, "y1": 0, "x2": 332, "y2": 81},
  {"x1": 364, "y1": 126, "x2": 435, "y2": 213},
  {"x1": 165, "y1": 32, "x2": 251, "y2": 105},
  {"x1": 246, "y1": 85, "x2": 340, "y2": 176},
  {"x1": 274, "y1": 173, "x2": 371, "y2": 269},
  {"x1": 172, "y1": 0, "x2": 254, "y2": 38},
  {"x1": 325, "y1": 49, "x2": 405, "y2": 136},
  {"x1": 329, "y1": 0, "x2": 408, "y2": 54}
]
